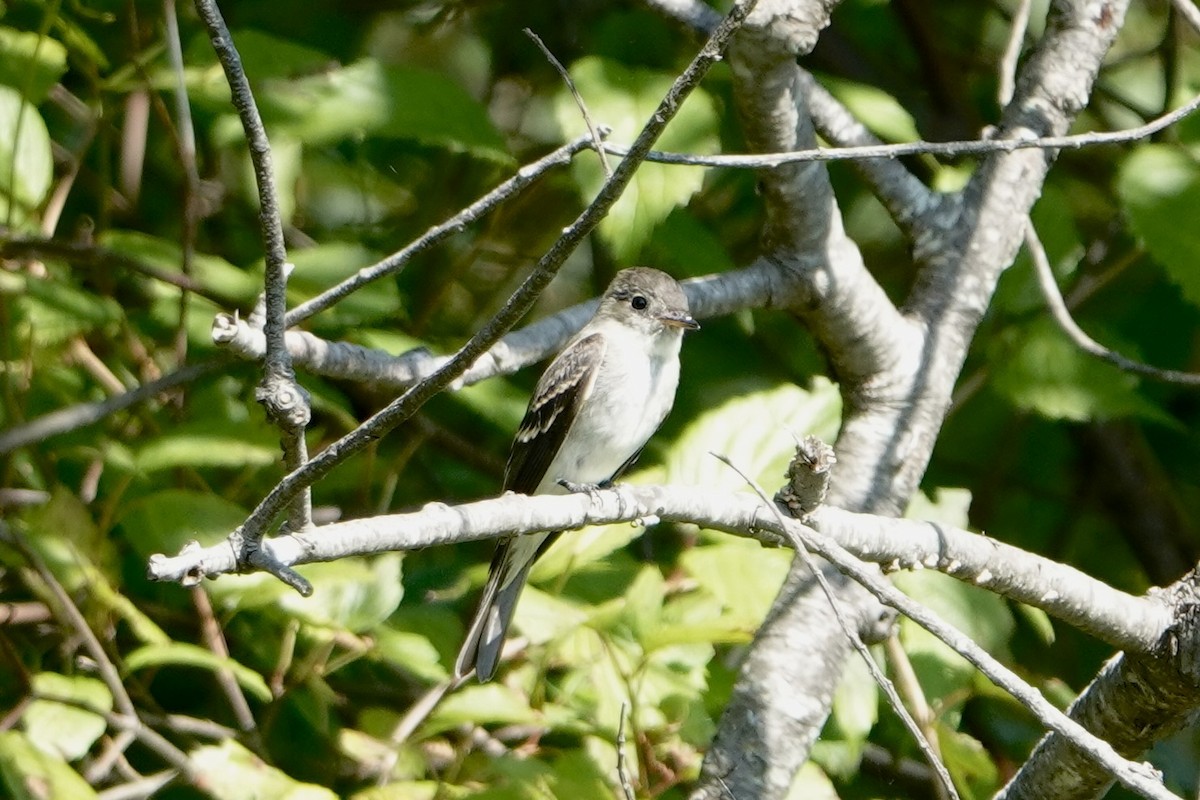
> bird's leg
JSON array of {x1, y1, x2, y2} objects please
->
[{"x1": 556, "y1": 478, "x2": 607, "y2": 504}]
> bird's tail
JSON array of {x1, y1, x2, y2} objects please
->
[{"x1": 454, "y1": 538, "x2": 537, "y2": 682}]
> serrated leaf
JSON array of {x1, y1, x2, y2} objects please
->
[
  {"x1": 989, "y1": 318, "x2": 1170, "y2": 423},
  {"x1": 679, "y1": 542, "x2": 791, "y2": 628},
  {"x1": 557, "y1": 56, "x2": 718, "y2": 262},
  {"x1": 125, "y1": 642, "x2": 272, "y2": 703},
  {"x1": 1117, "y1": 145, "x2": 1200, "y2": 308},
  {"x1": 23, "y1": 674, "x2": 112, "y2": 762},
  {"x1": 280, "y1": 554, "x2": 404, "y2": 633},
  {"x1": 0, "y1": 27, "x2": 69, "y2": 103},
  {"x1": 666, "y1": 379, "x2": 842, "y2": 491},
  {"x1": 189, "y1": 740, "x2": 338, "y2": 800},
  {"x1": 0, "y1": 731, "x2": 98, "y2": 800},
  {"x1": 0, "y1": 85, "x2": 52, "y2": 228}
]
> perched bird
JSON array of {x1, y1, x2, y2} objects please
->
[{"x1": 454, "y1": 267, "x2": 698, "y2": 681}]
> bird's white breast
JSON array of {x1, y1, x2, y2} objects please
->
[{"x1": 535, "y1": 319, "x2": 682, "y2": 494}]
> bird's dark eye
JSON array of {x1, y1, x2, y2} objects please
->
[{"x1": 631, "y1": 295, "x2": 648, "y2": 310}]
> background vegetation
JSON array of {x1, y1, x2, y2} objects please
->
[{"x1": 2, "y1": 0, "x2": 1199, "y2": 798}]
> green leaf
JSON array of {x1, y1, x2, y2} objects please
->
[
  {"x1": 989, "y1": 318, "x2": 1170, "y2": 423},
  {"x1": 14, "y1": 273, "x2": 123, "y2": 346},
  {"x1": 426, "y1": 684, "x2": 540, "y2": 733},
  {"x1": 100, "y1": 229, "x2": 261, "y2": 304},
  {"x1": 279, "y1": 554, "x2": 405, "y2": 633},
  {"x1": 373, "y1": 627, "x2": 448, "y2": 683},
  {"x1": 829, "y1": 648, "x2": 878, "y2": 745},
  {"x1": 821, "y1": 76, "x2": 920, "y2": 143},
  {"x1": 892, "y1": 569, "x2": 1015, "y2": 706},
  {"x1": 557, "y1": 56, "x2": 719, "y2": 262},
  {"x1": 188, "y1": 739, "x2": 338, "y2": 800},
  {"x1": 679, "y1": 542, "x2": 791, "y2": 628},
  {"x1": 940, "y1": 724, "x2": 1000, "y2": 800},
  {"x1": 286, "y1": 243, "x2": 399, "y2": 329},
  {"x1": 0, "y1": 85, "x2": 52, "y2": 228},
  {"x1": 994, "y1": 184, "x2": 1083, "y2": 315},
  {"x1": 116, "y1": 489, "x2": 247, "y2": 561},
  {"x1": 135, "y1": 424, "x2": 282, "y2": 473},
  {"x1": 1118, "y1": 145, "x2": 1200, "y2": 308},
  {"x1": 665, "y1": 379, "x2": 842, "y2": 491},
  {"x1": 784, "y1": 762, "x2": 841, "y2": 800},
  {"x1": 221, "y1": 58, "x2": 507, "y2": 159},
  {"x1": 125, "y1": 642, "x2": 272, "y2": 703},
  {"x1": 0, "y1": 731, "x2": 98, "y2": 800},
  {"x1": 0, "y1": 27, "x2": 69, "y2": 103},
  {"x1": 906, "y1": 487, "x2": 973, "y2": 528},
  {"x1": 23, "y1": 674, "x2": 112, "y2": 761}
]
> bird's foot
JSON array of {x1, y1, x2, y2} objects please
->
[{"x1": 556, "y1": 478, "x2": 608, "y2": 504}]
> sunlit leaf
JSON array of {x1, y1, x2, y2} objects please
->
[
  {"x1": 557, "y1": 56, "x2": 719, "y2": 262},
  {"x1": 0, "y1": 731, "x2": 98, "y2": 800},
  {"x1": 425, "y1": 684, "x2": 540, "y2": 733},
  {"x1": 989, "y1": 318, "x2": 1171, "y2": 423},
  {"x1": 116, "y1": 489, "x2": 247, "y2": 561},
  {"x1": 893, "y1": 569, "x2": 1015, "y2": 706},
  {"x1": 280, "y1": 554, "x2": 405, "y2": 633},
  {"x1": 940, "y1": 724, "x2": 1001, "y2": 800},
  {"x1": 822, "y1": 76, "x2": 920, "y2": 142},
  {"x1": 373, "y1": 627, "x2": 448, "y2": 683},
  {"x1": 0, "y1": 85, "x2": 52, "y2": 228},
  {"x1": 135, "y1": 425, "x2": 282, "y2": 473},
  {"x1": 189, "y1": 739, "x2": 338, "y2": 800},
  {"x1": 1118, "y1": 148, "x2": 1200, "y2": 308},
  {"x1": 23, "y1": 674, "x2": 112, "y2": 762},
  {"x1": 100, "y1": 230, "x2": 261, "y2": 304},
  {"x1": 679, "y1": 542, "x2": 791, "y2": 628},
  {"x1": 125, "y1": 642, "x2": 272, "y2": 703},
  {"x1": 14, "y1": 273, "x2": 123, "y2": 346},
  {"x1": 0, "y1": 27, "x2": 69, "y2": 103},
  {"x1": 666, "y1": 379, "x2": 842, "y2": 491}
]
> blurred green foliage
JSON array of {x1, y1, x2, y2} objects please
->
[{"x1": 1, "y1": 1, "x2": 1199, "y2": 798}]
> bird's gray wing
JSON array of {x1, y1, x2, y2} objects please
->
[{"x1": 504, "y1": 332, "x2": 606, "y2": 494}]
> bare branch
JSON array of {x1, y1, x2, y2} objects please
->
[
  {"x1": 146, "y1": 485, "x2": 1169, "y2": 655},
  {"x1": 1026, "y1": 222, "x2": 1200, "y2": 385},
  {"x1": 524, "y1": 28, "x2": 611, "y2": 178}
]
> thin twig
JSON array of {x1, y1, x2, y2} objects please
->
[
  {"x1": 95, "y1": 770, "x2": 176, "y2": 800},
  {"x1": 601, "y1": 89, "x2": 1200, "y2": 167},
  {"x1": 0, "y1": 357, "x2": 228, "y2": 455},
  {"x1": 1026, "y1": 222, "x2": 1200, "y2": 385},
  {"x1": 12, "y1": 533, "x2": 137, "y2": 719},
  {"x1": 998, "y1": 0, "x2": 1033, "y2": 107},
  {"x1": 191, "y1": 587, "x2": 258, "y2": 735},
  {"x1": 164, "y1": 0, "x2": 201, "y2": 368},
  {"x1": 1172, "y1": 0, "x2": 1200, "y2": 36},
  {"x1": 713, "y1": 453, "x2": 960, "y2": 800},
  {"x1": 192, "y1": 0, "x2": 313, "y2": 545},
  {"x1": 285, "y1": 132, "x2": 602, "y2": 326},
  {"x1": 212, "y1": 0, "x2": 759, "y2": 590},
  {"x1": 616, "y1": 701, "x2": 638, "y2": 800},
  {"x1": 524, "y1": 28, "x2": 612, "y2": 178}
]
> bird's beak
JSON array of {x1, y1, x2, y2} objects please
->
[{"x1": 658, "y1": 310, "x2": 700, "y2": 331}]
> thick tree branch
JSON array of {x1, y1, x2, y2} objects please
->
[{"x1": 145, "y1": 484, "x2": 1180, "y2": 799}]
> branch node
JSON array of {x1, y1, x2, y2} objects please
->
[{"x1": 775, "y1": 435, "x2": 836, "y2": 517}]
